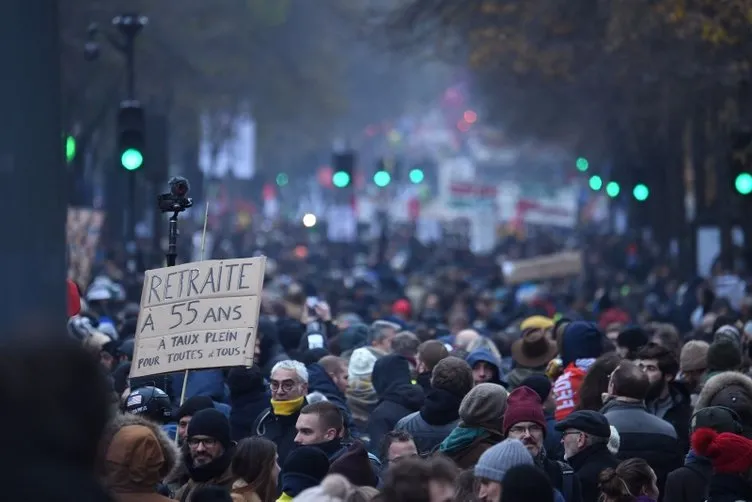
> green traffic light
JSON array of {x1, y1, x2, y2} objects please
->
[
  {"x1": 576, "y1": 157, "x2": 589, "y2": 172},
  {"x1": 409, "y1": 169, "x2": 425, "y2": 184},
  {"x1": 121, "y1": 148, "x2": 143, "y2": 171},
  {"x1": 735, "y1": 173, "x2": 752, "y2": 195},
  {"x1": 65, "y1": 135, "x2": 76, "y2": 163},
  {"x1": 276, "y1": 173, "x2": 289, "y2": 187},
  {"x1": 589, "y1": 175, "x2": 603, "y2": 191},
  {"x1": 606, "y1": 181, "x2": 620, "y2": 198},
  {"x1": 633, "y1": 184, "x2": 649, "y2": 201},
  {"x1": 332, "y1": 171, "x2": 350, "y2": 188},
  {"x1": 374, "y1": 170, "x2": 391, "y2": 187}
]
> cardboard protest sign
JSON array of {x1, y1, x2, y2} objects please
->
[
  {"x1": 130, "y1": 256, "x2": 266, "y2": 378},
  {"x1": 502, "y1": 251, "x2": 583, "y2": 284}
]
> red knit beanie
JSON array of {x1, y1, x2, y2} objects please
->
[
  {"x1": 692, "y1": 427, "x2": 752, "y2": 474},
  {"x1": 503, "y1": 385, "x2": 546, "y2": 435}
]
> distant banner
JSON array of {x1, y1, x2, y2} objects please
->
[
  {"x1": 502, "y1": 251, "x2": 583, "y2": 284},
  {"x1": 66, "y1": 207, "x2": 105, "y2": 288},
  {"x1": 130, "y1": 256, "x2": 266, "y2": 378}
]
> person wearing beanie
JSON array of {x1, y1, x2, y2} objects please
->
[
  {"x1": 328, "y1": 442, "x2": 379, "y2": 488},
  {"x1": 166, "y1": 395, "x2": 216, "y2": 446},
  {"x1": 474, "y1": 439, "x2": 535, "y2": 502},
  {"x1": 679, "y1": 340, "x2": 709, "y2": 397},
  {"x1": 502, "y1": 464, "x2": 560, "y2": 502},
  {"x1": 695, "y1": 371, "x2": 752, "y2": 438},
  {"x1": 504, "y1": 386, "x2": 582, "y2": 502},
  {"x1": 664, "y1": 406, "x2": 745, "y2": 502},
  {"x1": 691, "y1": 427, "x2": 752, "y2": 502},
  {"x1": 277, "y1": 446, "x2": 331, "y2": 501},
  {"x1": 554, "y1": 322, "x2": 604, "y2": 421},
  {"x1": 367, "y1": 354, "x2": 424, "y2": 455},
  {"x1": 521, "y1": 374, "x2": 562, "y2": 460},
  {"x1": 227, "y1": 366, "x2": 270, "y2": 442},
  {"x1": 173, "y1": 408, "x2": 234, "y2": 500},
  {"x1": 345, "y1": 347, "x2": 379, "y2": 433},
  {"x1": 439, "y1": 382, "x2": 508, "y2": 468},
  {"x1": 705, "y1": 339, "x2": 743, "y2": 380}
]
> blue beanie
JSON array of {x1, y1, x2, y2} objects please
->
[
  {"x1": 560, "y1": 321, "x2": 603, "y2": 367},
  {"x1": 474, "y1": 439, "x2": 533, "y2": 483}
]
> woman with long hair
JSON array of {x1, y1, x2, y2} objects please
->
[
  {"x1": 230, "y1": 437, "x2": 279, "y2": 502},
  {"x1": 598, "y1": 458, "x2": 659, "y2": 502}
]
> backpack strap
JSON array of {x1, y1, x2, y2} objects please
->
[{"x1": 556, "y1": 460, "x2": 575, "y2": 502}]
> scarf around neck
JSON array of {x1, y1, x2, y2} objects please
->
[{"x1": 271, "y1": 396, "x2": 305, "y2": 416}]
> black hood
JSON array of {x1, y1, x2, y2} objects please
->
[
  {"x1": 372, "y1": 354, "x2": 424, "y2": 411},
  {"x1": 420, "y1": 388, "x2": 462, "y2": 426}
]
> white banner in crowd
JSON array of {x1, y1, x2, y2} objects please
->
[{"x1": 130, "y1": 256, "x2": 266, "y2": 378}]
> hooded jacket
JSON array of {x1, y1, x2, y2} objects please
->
[
  {"x1": 100, "y1": 413, "x2": 180, "y2": 502},
  {"x1": 395, "y1": 388, "x2": 463, "y2": 454},
  {"x1": 466, "y1": 349, "x2": 504, "y2": 386},
  {"x1": 368, "y1": 355, "x2": 425, "y2": 453},
  {"x1": 695, "y1": 371, "x2": 752, "y2": 438},
  {"x1": 307, "y1": 363, "x2": 358, "y2": 437}
]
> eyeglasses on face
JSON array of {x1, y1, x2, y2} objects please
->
[
  {"x1": 188, "y1": 437, "x2": 218, "y2": 448},
  {"x1": 270, "y1": 379, "x2": 298, "y2": 392}
]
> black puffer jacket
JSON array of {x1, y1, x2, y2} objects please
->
[{"x1": 368, "y1": 355, "x2": 425, "y2": 454}]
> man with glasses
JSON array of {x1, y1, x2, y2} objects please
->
[
  {"x1": 253, "y1": 360, "x2": 310, "y2": 464},
  {"x1": 504, "y1": 386, "x2": 583, "y2": 502},
  {"x1": 175, "y1": 408, "x2": 235, "y2": 501},
  {"x1": 555, "y1": 410, "x2": 618, "y2": 502}
]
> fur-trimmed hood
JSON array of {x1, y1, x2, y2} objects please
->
[
  {"x1": 99, "y1": 413, "x2": 181, "y2": 492},
  {"x1": 695, "y1": 371, "x2": 752, "y2": 416}
]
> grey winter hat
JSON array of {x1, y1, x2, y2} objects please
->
[
  {"x1": 474, "y1": 439, "x2": 533, "y2": 483},
  {"x1": 459, "y1": 382, "x2": 509, "y2": 427}
]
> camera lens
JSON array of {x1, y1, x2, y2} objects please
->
[{"x1": 169, "y1": 177, "x2": 189, "y2": 197}]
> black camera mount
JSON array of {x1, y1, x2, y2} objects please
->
[{"x1": 157, "y1": 176, "x2": 193, "y2": 267}]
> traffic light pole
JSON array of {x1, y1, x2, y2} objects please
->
[{"x1": 112, "y1": 15, "x2": 146, "y2": 244}]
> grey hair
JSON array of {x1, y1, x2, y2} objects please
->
[
  {"x1": 271, "y1": 360, "x2": 308, "y2": 383},
  {"x1": 368, "y1": 320, "x2": 400, "y2": 344},
  {"x1": 391, "y1": 331, "x2": 420, "y2": 357}
]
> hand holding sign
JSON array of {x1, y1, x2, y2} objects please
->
[{"x1": 130, "y1": 256, "x2": 266, "y2": 378}]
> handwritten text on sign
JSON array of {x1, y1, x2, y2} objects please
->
[{"x1": 130, "y1": 257, "x2": 266, "y2": 378}]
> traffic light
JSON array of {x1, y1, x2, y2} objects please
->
[
  {"x1": 588, "y1": 175, "x2": 603, "y2": 191},
  {"x1": 409, "y1": 168, "x2": 425, "y2": 184},
  {"x1": 65, "y1": 135, "x2": 76, "y2": 164},
  {"x1": 332, "y1": 151, "x2": 355, "y2": 188},
  {"x1": 374, "y1": 170, "x2": 391, "y2": 187},
  {"x1": 117, "y1": 102, "x2": 145, "y2": 171},
  {"x1": 276, "y1": 173, "x2": 289, "y2": 187},
  {"x1": 606, "y1": 182, "x2": 620, "y2": 198},
  {"x1": 633, "y1": 184, "x2": 649, "y2": 201},
  {"x1": 735, "y1": 173, "x2": 752, "y2": 195},
  {"x1": 576, "y1": 157, "x2": 589, "y2": 172}
]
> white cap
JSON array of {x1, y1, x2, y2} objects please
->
[{"x1": 348, "y1": 347, "x2": 378, "y2": 380}]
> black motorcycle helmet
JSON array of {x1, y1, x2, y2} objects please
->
[{"x1": 123, "y1": 386, "x2": 172, "y2": 424}]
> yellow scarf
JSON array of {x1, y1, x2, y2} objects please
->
[{"x1": 271, "y1": 396, "x2": 305, "y2": 416}]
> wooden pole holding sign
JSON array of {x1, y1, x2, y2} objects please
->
[{"x1": 177, "y1": 201, "x2": 211, "y2": 408}]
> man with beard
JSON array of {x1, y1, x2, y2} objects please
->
[
  {"x1": 174, "y1": 409, "x2": 235, "y2": 501},
  {"x1": 601, "y1": 360, "x2": 682, "y2": 498},
  {"x1": 636, "y1": 343, "x2": 692, "y2": 455}
]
